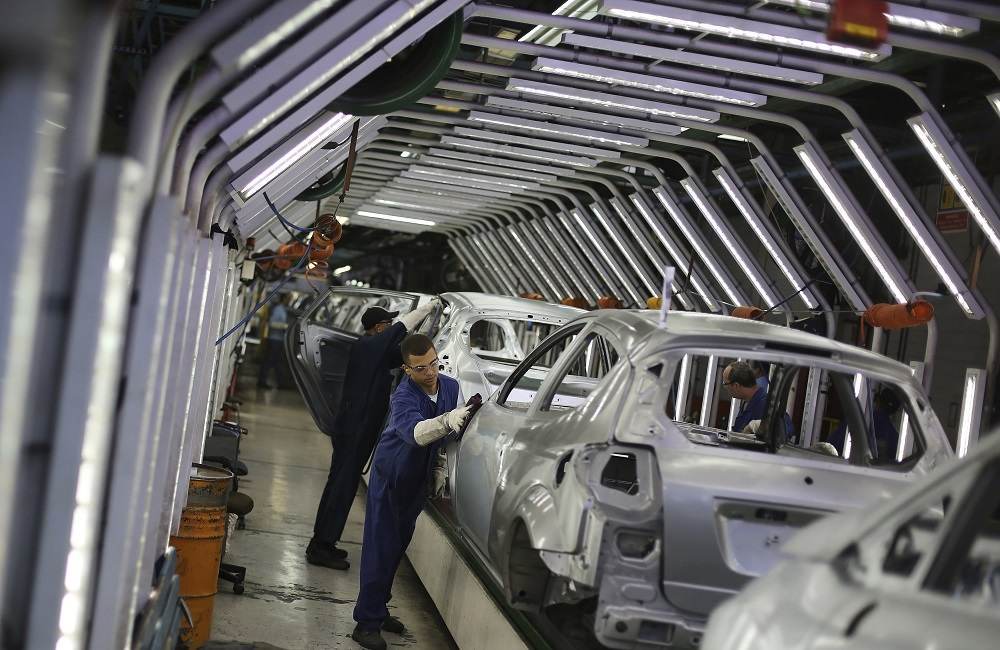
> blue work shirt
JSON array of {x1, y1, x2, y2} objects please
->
[
  {"x1": 334, "y1": 322, "x2": 407, "y2": 441},
  {"x1": 267, "y1": 304, "x2": 288, "y2": 341},
  {"x1": 828, "y1": 407, "x2": 900, "y2": 459},
  {"x1": 733, "y1": 385, "x2": 794, "y2": 438},
  {"x1": 370, "y1": 374, "x2": 459, "y2": 496}
]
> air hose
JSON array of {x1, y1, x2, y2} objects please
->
[{"x1": 295, "y1": 165, "x2": 347, "y2": 202}]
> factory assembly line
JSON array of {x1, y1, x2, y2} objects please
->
[{"x1": 1, "y1": 1, "x2": 999, "y2": 649}]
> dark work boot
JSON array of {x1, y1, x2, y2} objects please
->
[
  {"x1": 351, "y1": 624, "x2": 387, "y2": 650},
  {"x1": 305, "y1": 539, "x2": 349, "y2": 570},
  {"x1": 382, "y1": 615, "x2": 405, "y2": 634}
]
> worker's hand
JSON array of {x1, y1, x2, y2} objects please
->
[
  {"x1": 399, "y1": 298, "x2": 439, "y2": 331},
  {"x1": 741, "y1": 420, "x2": 762, "y2": 435},
  {"x1": 445, "y1": 405, "x2": 473, "y2": 432}
]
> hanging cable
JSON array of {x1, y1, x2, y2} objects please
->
[{"x1": 264, "y1": 191, "x2": 314, "y2": 233}]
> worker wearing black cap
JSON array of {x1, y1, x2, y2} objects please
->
[{"x1": 307, "y1": 298, "x2": 439, "y2": 569}]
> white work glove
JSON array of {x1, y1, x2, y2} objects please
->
[
  {"x1": 741, "y1": 420, "x2": 761, "y2": 435},
  {"x1": 413, "y1": 405, "x2": 472, "y2": 447},
  {"x1": 398, "y1": 297, "x2": 440, "y2": 331}
]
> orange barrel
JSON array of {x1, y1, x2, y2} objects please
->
[{"x1": 170, "y1": 464, "x2": 233, "y2": 648}]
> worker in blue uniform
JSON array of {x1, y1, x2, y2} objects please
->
[
  {"x1": 827, "y1": 387, "x2": 902, "y2": 460},
  {"x1": 351, "y1": 334, "x2": 472, "y2": 650},
  {"x1": 307, "y1": 300, "x2": 438, "y2": 570},
  {"x1": 723, "y1": 361, "x2": 792, "y2": 437}
]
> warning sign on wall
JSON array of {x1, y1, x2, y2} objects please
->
[{"x1": 937, "y1": 184, "x2": 969, "y2": 233}]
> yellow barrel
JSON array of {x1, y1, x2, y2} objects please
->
[{"x1": 170, "y1": 464, "x2": 233, "y2": 648}]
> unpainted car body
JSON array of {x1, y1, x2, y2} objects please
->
[
  {"x1": 703, "y1": 429, "x2": 1000, "y2": 650},
  {"x1": 448, "y1": 310, "x2": 953, "y2": 648},
  {"x1": 285, "y1": 288, "x2": 581, "y2": 435}
]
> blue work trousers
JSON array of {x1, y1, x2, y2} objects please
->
[
  {"x1": 353, "y1": 465, "x2": 425, "y2": 630},
  {"x1": 312, "y1": 419, "x2": 382, "y2": 545}
]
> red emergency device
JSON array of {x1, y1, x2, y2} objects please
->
[{"x1": 827, "y1": 0, "x2": 888, "y2": 48}]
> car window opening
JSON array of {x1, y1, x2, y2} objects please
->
[{"x1": 601, "y1": 453, "x2": 639, "y2": 496}]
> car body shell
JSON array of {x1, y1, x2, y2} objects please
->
[{"x1": 448, "y1": 309, "x2": 953, "y2": 648}]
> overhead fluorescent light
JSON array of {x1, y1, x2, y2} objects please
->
[
  {"x1": 601, "y1": 0, "x2": 889, "y2": 60},
  {"x1": 608, "y1": 197, "x2": 695, "y2": 309},
  {"x1": 764, "y1": 0, "x2": 980, "y2": 38},
  {"x1": 468, "y1": 110, "x2": 649, "y2": 147},
  {"x1": 562, "y1": 32, "x2": 824, "y2": 85},
  {"x1": 356, "y1": 210, "x2": 436, "y2": 226},
  {"x1": 908, "y1": 113, "x2": 1000, "y2": 257},
  {"x1": 392, "y1": 175, "x2": 515, "y2": 199},
  {"x1": 843, "y1": 373, "x2": 865, "y2": 459},
  {"x1": 333, "y1": 265, "x2": 352, "y2": 276},
  {"x1": 956, "y1": 368, "x2": 985, "y2": 457},
  {"x1": 647, "y1": 189, "x2": 741, "y2": 307},
  {"x1": 630, "y1": 192, "x2": 722, "y2": 311},
  {"x1": 679, "y1": 178, "x2": 779, "y2": 307},
  {"x1": 571, "y1": 208, "x2": 642, "y2": 305},
  {"x1": 749, "y1": 156, "x2": 867, "y2": 312},
  {"x1": 713, "y1": 168, "x2": 817, "y2": 309},
  {"x1": 519, "y1": 0, "x2": 600, "y2": 45},
  {"x1": 441, "y1": 134, "x2": 600, "y2": 167},
  {"x1": 399, "y1": 150, "x2": 415, "y2": 158},
  {"x1": 989, "y1": 93, "x2": 1000, "y2": 119},
  {"x1": 507, "y1": 78, "x2": 720, "y2": 122},
  {"x1": 419, "y1": 154, "x2": 558, "y2": 182},
  {"x1": 896, "y1": 361, "x2": 924, "y2": 462},
  {"x1": 794, "y1": 142, "x2": 909, "y2": 304},
  {"x1": 225, "y1": 0, "x2": 341, "y2": 69},
  {"x1": 406, "y1": 166, "x2": 540, "y2": 190},
  {"x1": 589, "y1": 203, "x2": 658, "y2": 296},
  {"x1": 717, "y1": 133, "x2": 750, "y2": 143},
  {"x1": 486, "y1": 95, "x2": 696, "y2": 133},
  {"x1": 372, "y1": 198, "x2": 466, "y2": 215},
  {"x1": 699, "y1": 355, "x2": 718, "y2": 427},
  {"x1": 532, "y1": 57, "x2": 767, "y2": 106},
  {"x1": 238, "y1": 112, "x2": 354, "y2": 197},
  {"x1": 452, "y1": 125, "x2": 621, "y2": 158},
  {"x1": 842, "y1": 129, "x2": 981, "y2": 318},
  {"x1": 427, "y1": 146, "x2": 580, "y2": 176}
]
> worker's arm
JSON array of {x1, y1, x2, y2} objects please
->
[
  {"x1": 389, "y1": 390, "x2": 472, "y2": 447},
  {"x1": 398, "y1": 297, "x2": 439, "y2": 331}
]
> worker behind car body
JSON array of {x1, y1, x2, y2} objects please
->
[
  {"x1": 723, "y1": 361, "x2": 792, "y2": 437},
  {"x1": 351, "y1": 334, "x2": 472, "y2": 650},
  {"x1": 306, "y1": 299, "x2": 438, "y2": 570},
  {"x1": 827, "y1": 387, "x2": 902, "y2": 461},
  {"x1": 257, "y1": 292, "x2": 290, "y2": 389}
]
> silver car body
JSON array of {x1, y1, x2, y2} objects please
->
[
  {"x1": 286, "y1": 287, "x2": 581, "y2": 435},
  {"x1": 448, "y1": 310, "x2": 953, "y2": 648},
  {"x1": 703, "y1": 430, "x2": 1000, "y2": 650}
]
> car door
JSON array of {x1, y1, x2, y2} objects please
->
[
  {"x1": 285, "y1": 287, "x2": 420, "y2": 435},
  {"x1": 450, "y1": 324, "x2": 587, "y2": 554}
]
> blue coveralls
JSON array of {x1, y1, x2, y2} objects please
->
[
  {"x1": 733, "y1": 385, "x2": 794, "y2": 438},
  {"x1": 313, "y1": 322, "x2": 407, "y2": 546},
  {"x1": 353, "y1": 374, "x2": 459, "y2": 630}
]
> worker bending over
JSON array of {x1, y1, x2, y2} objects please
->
[
  {"x1": 351, "y1": 334, "x2": 471, "y2": 650},
  {"x1": 307, "y1": 299, "x2": 437, "y2": 570}
]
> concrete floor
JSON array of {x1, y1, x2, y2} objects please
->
[{"x1": 210, "y1": 387, "x2": 457, "y2": 650}]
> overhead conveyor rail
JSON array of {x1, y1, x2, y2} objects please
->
[{"x1": 0, "y1": 1, "x2": 999, "y2": 649}]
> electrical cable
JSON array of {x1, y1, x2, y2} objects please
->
[{"x1": 264, "y1": 191, "x2": 315, "y2": 233}]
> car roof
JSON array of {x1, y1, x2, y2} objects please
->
[
  {"x1": 442, "y1": 292, "x2": 585, "y2": 319},
  {"x1": 572, "y1": 310, "x2": 916, "y2": 380}
]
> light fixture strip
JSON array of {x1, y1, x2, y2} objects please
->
[
  {"x1": 679, "y1": 178, "x2": 779, "y2": 307},
  {"x1": 608, "y1": 199, "x2": 678, "y2": 294},
  {"x1": 355, "y1": 209, "x2": 436, "y2": 227},
  {"x1": 990, "y1": 93, "x2": 1000, "y2": 119},
  {"x1": 842, "y1": 372, "x2": 866, "y2": 459},
  {"x1": 487, "y1": 94, "x2": 715, "y2": 129},
  {"x1": 600, "y1": 0, "x2": 890, "y2": 60},
  {"x1": 571, "y1": 209, "x2": 642, "y2": 304},
  {"x1": 440, "y1": 135, "x2": 599, "y2": 167},
  {"x1": 675, "y1": 354, "x2": 692, "y2": 421},
  {"x1": 562, "y1": 32, "x2": 823, "y2": 85},
  {"x1": 956, "y1": 368, "x2": 986, "y2": 457},
  {"x1": 393, "y1": 175, "x2": 516, "y2": 198},
  {"x1": 239, "y1": 113, "x2": 353, "y2": 197},
  {"x1": 713, "y1": 168, "x2": 816, "y2": 309},
  {"x1": 532, "y1": 57, "x2": 767, "y2": 107},
  {"x1": 842, "y1": 130, "x2": 981, "y2": 318},
  {"x1": 748, "y1": 156, "x2": 865, "y2": 310},
  {"x1": 631, "y1": 193, "x2": 721, "y2": 310},
  {"x1": 895, "y1": 361, "x2": 924, "y2": 462},
  {"x1": 793, "y1": 143, "x2": 910, "y2": 304},
  {"x1": 590, "y1": 203, "x2": 659, "y2": 296},
  {"x1": 468, "y1": 110, "x2": 649, "y2": 147},
  {"x1": 453, "y1": 125, "x2": 621, "y2": 158},
  {"x1": 427, "y1": 146, "x2": 580, "y2": 176},
  {"x1": 419, "y1": 154, "x2": 558, "y2": 182},
  {"x1": 406, "y1": 166, "x2": 540, "y2": 190},
  {"x1": 372, "y1": 198, "x2": 465, "y2": 215},
  {"x1": 506, "y1": 77, "x2": 720, "y2": 122},
  {"x1": 699, "y1": 355, "x2": 718, "y2": 427},
  {"x1": 907, "y1": 114, "x2": 1000, "y2": 257},
  {"x1": 542, "y1": 216, "x2": 604, "y2": 299}
]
